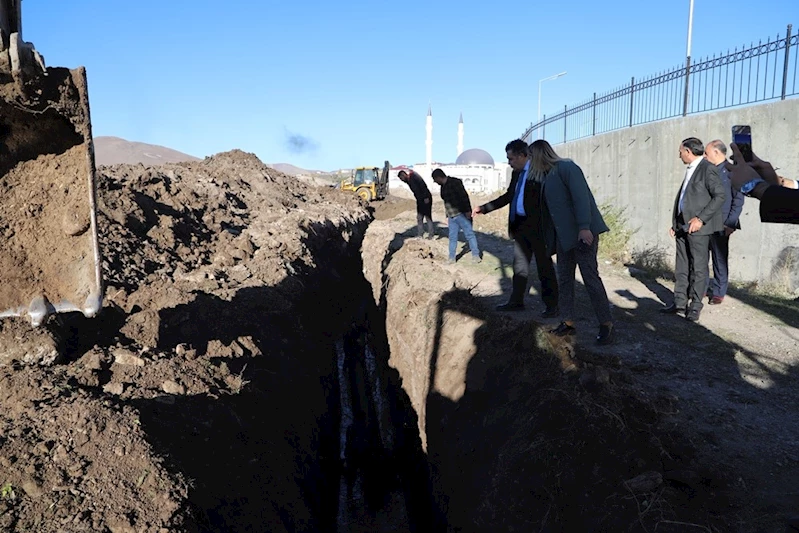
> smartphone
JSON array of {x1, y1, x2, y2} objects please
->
[{"x1": 731, "y1": 125, "x2": 753, "y2": 162}]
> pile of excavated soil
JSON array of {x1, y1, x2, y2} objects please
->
[
  {"x1": 0, "y1": 149, "x2": 374, "y2": 531},
  {"x1": 0, "y1": 67, "x2": 98, "y2": 314}
]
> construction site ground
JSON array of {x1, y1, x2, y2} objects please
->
[{"x1": 0, "y1": 149, "x2": 795, "y2": 531}]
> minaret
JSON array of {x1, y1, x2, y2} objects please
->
[
  {"x1": 457, "y1": 112, "x2": 464, "y2": 157},
  {"x1": 425, "y1": 103, "x2": 433, "y2": 170}
]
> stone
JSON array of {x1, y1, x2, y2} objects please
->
[
  {"x1": 113, "y1": 350, "x2": 144, "y2": 367},
  {"x1": 162, "y1": 381, "x2": 185, "y2": 395},
  {"x1": 103, "y1": 382, "x2": 125, "y2": 396}
]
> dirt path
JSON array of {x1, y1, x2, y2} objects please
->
[{"x1": 372, "y1": 197, "x2": 799, "y2": 530}]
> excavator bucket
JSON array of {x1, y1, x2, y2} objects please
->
[{"x1": 0, "y1": 1, "x2": 102, "y2": 326}]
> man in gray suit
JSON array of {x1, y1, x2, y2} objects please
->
[{"x1": 660, "y1": 137, "x2": 725, "y2": 322}]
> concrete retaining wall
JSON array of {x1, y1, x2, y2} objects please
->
[{"x1": 551, "y1": 98, "x2": 799, "y2": 287}]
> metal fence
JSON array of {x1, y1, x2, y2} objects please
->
[{"x1": 522, "y1": 24, "x2": 797, "y2": 144}]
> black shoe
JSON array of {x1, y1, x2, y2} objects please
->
[
  {"x1": 596, "y1": 324, "x2": 614, "y2": 345},
  {"x1": 496, "y1": 301, "x2": 525, "y2": 312},
  {"x1": 541, "y1": 306, "x2": 560, "y2": 319},
  {"x1": 685, "y1": 309, "x2": 701, "y2": 322},
  {"x1": 550, "y1": 322, "x2": 577, "y2": 336},
  {"x1": 659, "y1": 303, "x2": 683, "y2": 314}
]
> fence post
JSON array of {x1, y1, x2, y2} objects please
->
[
  {"x1": 563, "y1": 105, "x2": 567, "y2": 143},
  {"x1": 592, "y1": 92, "x2": 597, "y2": 136},
  {"x1": 682, "y1": 56, "x2": 691, "y2": 116},
  {"x1": 782, "y1": 24, "x2": 793, "y2": 100},
  {"x1": 629, "y1": 77, "x2": 635, "y2": 127}
]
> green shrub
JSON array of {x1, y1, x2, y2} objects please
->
[{"x1": 598, "y1": 201, "x2": 634, "y2": 263}]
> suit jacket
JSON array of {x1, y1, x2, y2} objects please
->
[
  {"x1": 716, "y1": 162, "x2": 745, "y2": 230},
  {"x1": 480, "y1": 166, "x2": 546, "y2": 237},
  {"x1": 759, "y1": 185, "x2": 799, "y2": 224},
  {"x1": 540, "y1": 159, "x2": 608, "y2": 253},
  {"x1": 672, "y1": 158, "x2": 725, "y2": 235}
]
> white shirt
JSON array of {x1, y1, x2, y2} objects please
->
[{"x1": 678, "y1": 158, "x2": 701, "y2": 214}]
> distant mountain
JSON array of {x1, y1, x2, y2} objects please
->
[
  {"x1": 93, "y1": 136, "x2": 201, "y2": 166},
  {"x1": 268, "y1": 163, "x2": 323, "y2": 176}
]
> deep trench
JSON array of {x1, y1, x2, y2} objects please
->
[{"x1": 54, "y1": 219, "x2": 442, "y2": 532}]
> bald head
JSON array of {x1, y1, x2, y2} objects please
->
[{"x1": 704, "y1": 140, "x2": 728, "y2": 165}]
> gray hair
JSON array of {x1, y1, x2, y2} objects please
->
[{"x1": 708, "y1": 139, "x2": 727, "y2": 154}]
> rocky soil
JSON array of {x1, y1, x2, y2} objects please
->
[{"x1": 0, "y1": 150, "x2": 388, "y2": 532}]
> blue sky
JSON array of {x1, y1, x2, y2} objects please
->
[{"x1": 22, "y1": 0, "x2": 796, "y2": 170}]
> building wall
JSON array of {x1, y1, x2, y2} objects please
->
[{"x1": 551, "y1": 98, "x2": 799, "y2": 285}]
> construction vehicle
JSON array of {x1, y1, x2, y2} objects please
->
[
  {"x1": 0, "y1": 1, "x2": 103, "y2": 326},
  {"x1": 339, "y1": 161, "x2": 390, "y2": 202}
]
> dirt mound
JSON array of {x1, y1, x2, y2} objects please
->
[{"x1": 0, "y1": 148, "x2": 373, "y2": 531}]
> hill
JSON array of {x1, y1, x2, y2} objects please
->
[{"x1": 93, "y1": 136, "x2": 201, "y2": 166}]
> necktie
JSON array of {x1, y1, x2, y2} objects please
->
[{"x1": 510, "y1": 170, "x2": 526, "y2": 221}]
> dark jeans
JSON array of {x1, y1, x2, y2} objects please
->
[
  {"x1": 708, "y1": 232, "x2": 730, "y2": 298},
  {"x1": 674, "y1": 231, "x2": 711, "y2": 312},
  {"x1": 508, "y1": 217, "x2": 558, "y2": 308},
  {"x1": 556, "y1": 236, "x2": 613, "y2": 325}
]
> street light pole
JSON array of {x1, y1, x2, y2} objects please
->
[
  {"x1": 682, "y1": 0, "x2": 695, "y2": 116},
  {"x1": 537, "y1": 71, "x2": 567, "y2": 140}
]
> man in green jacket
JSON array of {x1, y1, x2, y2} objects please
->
[{"x1": 528, "y1": 140, "x2": 615, "y2": 345}]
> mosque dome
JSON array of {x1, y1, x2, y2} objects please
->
[{"x1": 455, "y1": 148, "x2": 494, "y2": 166}]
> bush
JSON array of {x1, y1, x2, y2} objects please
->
[{"x1": 598, "y1": 201, "x2": 634, "y2": 263}]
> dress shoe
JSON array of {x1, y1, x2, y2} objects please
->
[
  {"x1": 659, "y1": 303, "x2": 683, "y2": 314},
  {"x1": 685, "y1": 308, "x2": 701, "y2": 322},
  {"x1": 496, "y1": 301, "x2": 525, "y2": 312},
  {"x1": 708, "y1": 296, "x2": 724, "y2": 305},
  {"x1": 541, "y1": 306, "x2": 560, "y2": 319},
  {"x1": 596, "y1": 324, "x2": 614, "y2": 345},
  {"x1": 550, "y1": 322, "x2": 577, "y2": 336}
]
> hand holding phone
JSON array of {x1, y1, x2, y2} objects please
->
[{"x1": 731, "y1": 125, "x2": 752, "y2": 163}]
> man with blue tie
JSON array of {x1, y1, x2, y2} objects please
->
[{"x1": 472, "y1": 139, "x2": 558, "y2": 315}]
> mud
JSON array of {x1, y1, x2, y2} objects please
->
[{"x1": 0, "y1": 66, "x2": 99, "y2": 317}]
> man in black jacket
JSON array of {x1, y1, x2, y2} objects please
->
[
  {"x1": 472, "y1": 139, "x2": 558, "y2": 315},
  {"x1": 398, "y1": 170, "x2": 434, "y2": 238},
  {"x1": 661, "y1": 137, "x2": 725, "y2": 322},
  {"x1": 725, "y1": 143, "x2": 799, "y2": 225},
  {"x1": 432, "y1": 168, "x2": 481, "y2": 263}
]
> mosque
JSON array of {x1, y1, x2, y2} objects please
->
[{"x1": 389, "y1": 106, "x2": 512, "y2": 194}]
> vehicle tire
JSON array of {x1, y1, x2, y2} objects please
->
[{"x1": 357, "y1": 188, "x2": 373, "y2": 202}]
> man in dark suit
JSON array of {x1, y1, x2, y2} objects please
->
[
  {"x1": 472, "y1": 139, "x2": 558, "y2": 315},
  {"x1": 660, "y1": 137, "x2": 725, "y2": 322},
  {"x1": 726, "y1": 143, "x2": 799, "y2": 225},
  {"x1": 703, "y1": 140, "x2": 745, "y2": 305}
]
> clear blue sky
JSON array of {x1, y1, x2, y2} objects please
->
[{"x1": 22, "y1": 0, "x2": 796, "y2": 170}]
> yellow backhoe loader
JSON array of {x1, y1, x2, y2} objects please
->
[
  {"x1": 0, "y1": 0, "x2": 102, "y2": 326},
  {"x1": 339, "y1": 161, "x2": 390, "y2": 202}
]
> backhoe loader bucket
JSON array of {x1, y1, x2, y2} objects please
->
[{"x1": 0, "y1": 10, "x2": 103, "y2": 326}]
